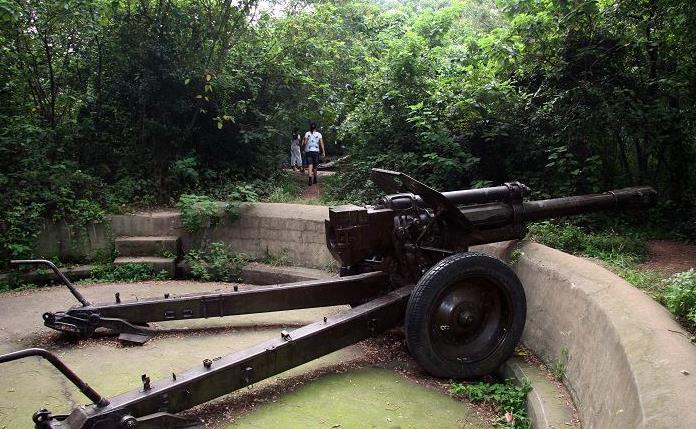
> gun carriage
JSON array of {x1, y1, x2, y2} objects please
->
[{"x1": 1, "y1": 169, "x2": 656, "y2": 428}]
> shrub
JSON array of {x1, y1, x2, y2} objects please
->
[
  {"x1": 84, "y1": 263, "x2": 167, "y2": 283},
  {"x1": 178, "y1": 194, "x2": 221, "y2": 232},
  {"x1": 451, "y1": 379, "x2": 532, "y2": 429},
  {"x1": 664, "y1": 269, "x2": 696, "y2": 327},
  {"x1": 185, "y1": 242, "x2": 250, "y2": 282}
]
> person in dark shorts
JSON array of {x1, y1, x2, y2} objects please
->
[{"x1": 303, "y1": 122, "x2": 325, "y2": 186}]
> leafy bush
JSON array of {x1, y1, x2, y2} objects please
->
[
  {"x1": 451, "y1": 380, "x2": 531, "y2": 429},
  {"x1": 178, "y1": 194, "x2": 223, "y2": 233},
  {"x1": 664, "y1": 269, "x2": 696, "y2": 328},
  {"x1": 185, "y1": 242, "x2": 250, "y2": 282},
  {"x1": 84, "y1": 263, "x2": 167, "y2": 283}
]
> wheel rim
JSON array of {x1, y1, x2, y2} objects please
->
[{"x1": 428, "y1": 275, "x2": 513, "y2": 364}]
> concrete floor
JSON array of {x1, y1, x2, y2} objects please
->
[{"x1": 0, "y1": 281, "x2": 490, "y2": 428}]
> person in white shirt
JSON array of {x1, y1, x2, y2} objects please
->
[
  {"x1": 290, "y1": 128, "x2": 302, "y2": 171},
  {"x1": 303, "y1": 122, "x2": 325, "y2": 186}
]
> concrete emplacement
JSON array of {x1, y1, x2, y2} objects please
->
[
  {"x1": 0, "y1": 272, "x2": 496, "y2": 429},
  {"x1": 2, "y1": 203, "x2": 695, "y2": 429}
]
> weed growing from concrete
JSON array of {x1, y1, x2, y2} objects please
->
[
  {"x1": 262, "y1": 248, "x2": 292, "y2": 267},
  {"x1": 178, "y1": 194, "x2": 223, "y2": 232},
  {"x1": 82, "y1": 263, "x2": 167, "y2": 283},
  {"x1": 451, "y1": 379, "x2": 532, "y2": 429},
  {"x1": 509, "y1": 248, "x2": 524, "y2": 264},
  {"x1": 551, "y1": 347, "x2": 569, "y2": 381},
  {"x1": 185, "y1": 242, "x2": 250, "y2": 282}
]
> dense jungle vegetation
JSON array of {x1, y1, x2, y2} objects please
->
[{"x1": 1, "y1": 0, "x2": 695, "y2": 266}]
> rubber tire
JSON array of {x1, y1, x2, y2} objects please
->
[{"x1": 405, "y1": 252, "x2": 526, "y2": 378}]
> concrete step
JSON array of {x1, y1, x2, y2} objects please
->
[
  {"x1": 111, "y1": 211, "x2": 182, "y2": 236},
  {"x1": 116, "y1": 236, "x2": 180, "y2": 257},
  {"x1": 113, "y1": 256, "x2": 176, "y2": 278}
]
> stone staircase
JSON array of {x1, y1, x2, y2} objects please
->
[{"x1": 111, "y1": 211, "x2": 183, "y2": 278}]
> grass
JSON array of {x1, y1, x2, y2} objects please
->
[
  {"x1": 261, "y1": 248, "x2": 292, "y2": 267},
  {"x1": 550, "y1": 347, "x2": 569, "y2": 382},
  {"x1": 266, "y1": 179, "x2": 303, "y2": 203}
]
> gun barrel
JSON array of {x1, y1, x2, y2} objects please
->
[
  {"x1": 443, "y1": 186, "x2": 514, "y2": 205},
  {"x1": 459, "y1": 186, "x2": 657, "y2": 246},
  {"x1": 521, "y1": 186, "x2": 657, "y2": 222},
  {"x1": 443, "y1": 182, "x2": 529, "y2": 205}
]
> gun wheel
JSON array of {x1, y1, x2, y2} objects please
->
[{"x1": 405, "y1": 252, "x2": 526, "y2": 378}]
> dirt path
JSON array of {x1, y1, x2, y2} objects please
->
[
  {"x1": 285, "y1": 168, "x2": 334, "y2": 201},
  {"x1": 640, "y1": 240, "x2": 696, "y2": 275}
]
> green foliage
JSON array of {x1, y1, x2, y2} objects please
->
[
  {"x1": 84, "y1": 263, "x2": 167, "y2": 284},
  {"x1": 184, "y1": 242, "x2": 250, "y2": 282},
  {"x1": 528, "y1": 221, "x2": 665, "y2": 292},
  {"x1": 267, "y1": 180, "x2": 302, "y2": 203},
  {"x1": 451, "y1": 379, "x2": 531, "y2": 429},
  {"x1": 528, "y1": 221, "x2": 647, "y2": 263},
  {"x1": 178, "y1": 194, "x2": 223, "y2": 233},
  {"x1": 0, "y1": 277, "x2": 39, "y2": 294},
  {"x1": 509, "y1": 248, "x2": 524, "y2": 264},
  {"x1": 262, "y1": 248, "x2": 292, "y2": 267},
  {"x1": 2, "y1": 0, "x2": 696, "y2": 265},
  {"x1": 664, "y1": 270, "x2": 696, "y2": 329},
  {"x1": 550, "y1": 347, "x2": 569, "y2": 382}
]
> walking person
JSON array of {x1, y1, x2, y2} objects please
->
[
  {"x1": 290, "y1": 128, "x2": 302, "y2": 171},
  {"x1": 303, "y1": 122, "x2": 325, "y2": 186}
]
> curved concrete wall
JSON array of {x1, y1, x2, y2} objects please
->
[
  {"x1": 181, "y1": 203, "x2": 333, "y2": 269},
  {"x1": 480, "y1": 242, "x2": 696, "y2": 429}
]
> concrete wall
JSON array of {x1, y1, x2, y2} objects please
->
[
  {"x1": 33, "y1": 220, "x2": 111, "y2": 261},
  {"x1": 181, "y1": 203, "x2": 333, "y2": 269},
  {"x1": 478, "y1": 242, "x2": 696, "y2": 429}
]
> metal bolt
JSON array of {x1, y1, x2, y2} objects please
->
[
  {"x1": 242, "y1": 366, "x2": 254, "y2": 386},
  {"x1": 323, "y1": 316, "x2": 327, "y2": 323},
  {"x1": 141, "y1": 374, "x2": 151, "y2": 391},
  {"x1": 280, "y1": 330, "x2": 291, "y2": 341},
  {"x1": 203, "y1": 359, "x2": 213, "y2": 369},
  {"x1": 120, "y1": 415, "x2": 137, "y2": 428},
  {"x1": 458, "y1": 311, "x2": 473, "y2": 326}
]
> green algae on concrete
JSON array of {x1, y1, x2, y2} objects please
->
[{"x1": 227, "y1": 367, "x2": 490, "y2": 429}]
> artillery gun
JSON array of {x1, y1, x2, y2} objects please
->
[{"x1": 1, "y1": 169, "x2": 656, "y2": 428}]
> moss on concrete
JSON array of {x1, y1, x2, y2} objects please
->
[{"x1": 227, "y1": 367, "x2": 489, "y2": 429}]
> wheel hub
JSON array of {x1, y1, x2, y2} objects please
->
[{"x1": 429, "y1": 277, "x2": 510, "y2": 362}]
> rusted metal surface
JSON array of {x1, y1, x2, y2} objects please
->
[
  {"x1": 38, "y1": 271, "x2": 390, "y2": 343},
  {"x1": 326, "y1": 169, "x2": 656, "y2": 283},
  {"x1": 14, "y1": 286, "x2": 412, "y2": 428}
]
